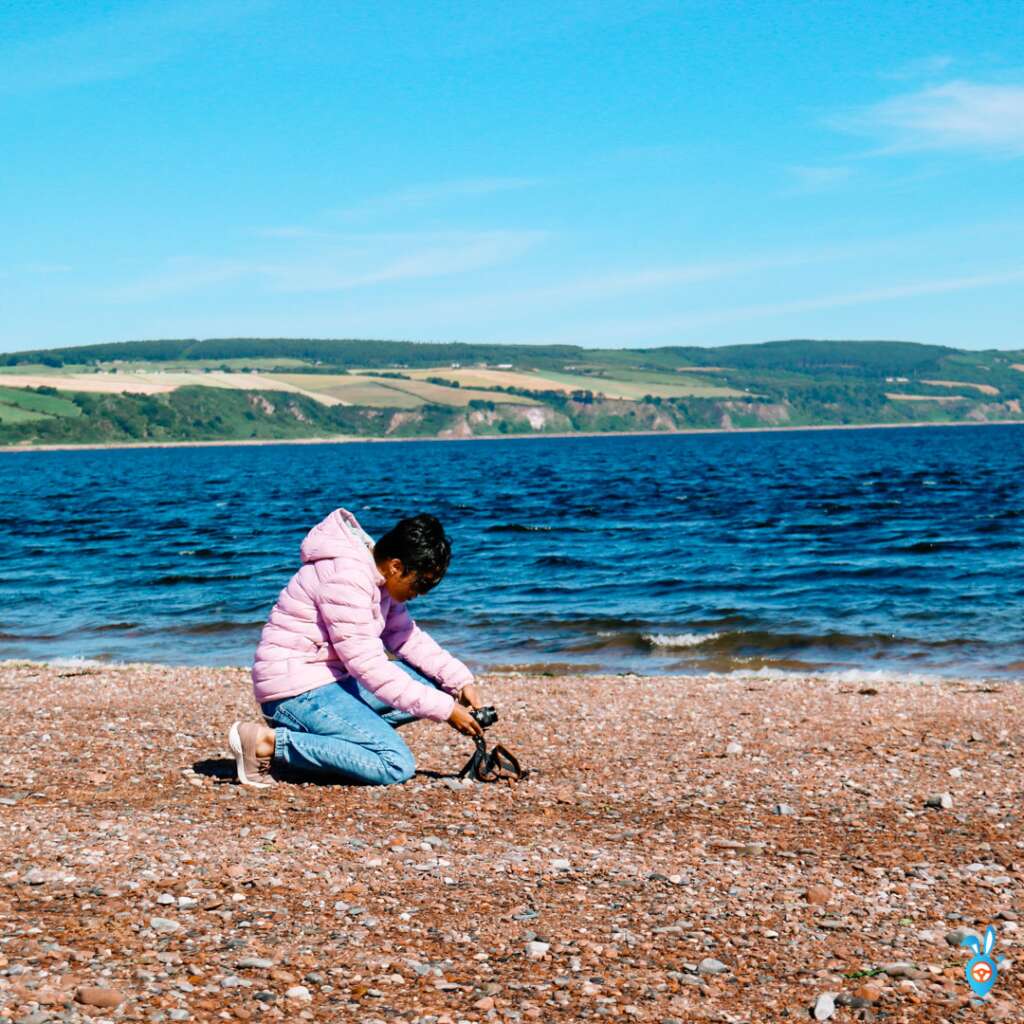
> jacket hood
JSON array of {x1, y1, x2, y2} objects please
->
[{"x1": 300, "y1": 508, "x2": 378, "y2": 568}]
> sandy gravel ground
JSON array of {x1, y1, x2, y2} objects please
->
[{"x1": 1, "y1": 662, "x2": 1021, "y2": 1023}]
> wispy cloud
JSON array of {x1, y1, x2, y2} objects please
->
[
  {"x1": 24, "y1": 263, "x2": 74, "y2": 274},
  {"x1": 0, "y1": 0, "x2": 265, "y2": 94},
  {"x1": 786, "y1": 165, "x2": 853, "y2": 193},
  {"x1": 566, "y1": 267, "x2": 1024, "y2": 341},
  {"x1": 334, "y1": 177, "x2": 541, "y2": 221},
  {"x1": 878, "y1": 55, "x2": 955, "y2": 81},
  {"x1": 398, "y1": 240, "x2": 911, "y2": 322},
  {"x1": 101, "y1": 229, "x2": 547, "y2": 301},
  {"x1": 836, "y1": 79, "x2": 1024, "y2": 155}
]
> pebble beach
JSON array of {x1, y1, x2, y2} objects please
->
[{"x1": 1, "y1": 661, "x2": 1021, "y2": 1023}]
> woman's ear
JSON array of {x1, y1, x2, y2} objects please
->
[{"x1": 381, "y1": 557, "x2": 405, "y2": 580}]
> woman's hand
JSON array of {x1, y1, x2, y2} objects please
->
[
  {"x1": 447, "y1": 703, "x2": 484, "y2": 738},
  {"x1": 457, "y1": 683, "x2": 483, "y2": 709}
]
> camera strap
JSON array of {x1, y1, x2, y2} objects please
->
[{"x1": 457, "y1": 734, "x2": 526, "y2": 783}]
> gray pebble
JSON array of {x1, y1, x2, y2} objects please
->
[
  {"x1": 697, "y1": 957, "x2": 729, "y2": 975},
  {"x1": 813, "y1": 992, "x2": 836, "y2": 1021},
  {"x1": 880, "y1": 961, "x2": 921, "y2": 979},
  {"x1": 946, "y1": 927, "x2": 980, "y2": 947},
  {"x1": 237, "y1": 957, "x2": 275, "y2": 969},
  {"x1": 773, "y1": 803, "x2": 795, "y2": 816}
]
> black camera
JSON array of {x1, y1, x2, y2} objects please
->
[{"x1": 471, "y1": 705, "x2": 498, "y2": 729}]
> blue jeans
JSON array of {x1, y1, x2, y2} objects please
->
[{"x1": 260, "y1": 673, "x2": 442, "y2": 786}]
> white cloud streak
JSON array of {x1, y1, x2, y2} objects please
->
[
  {"x1": 878, "y1": 55, "x2": 954, "y2": 81},
  {"x1": 0, "y1": 0, "x2": 265, "y2": 94},
  {"x1": 563, "y1": 267, "x2": 1024, "y2": 342},
  {"x1": 333, "y1": 177, "x2": 541, "y2": 221},
  {"x1": 786, "y1": 165, "x2": 853, "y2": 192},
  {"x1": 837, "y1": 80, "x2": 1024, "y2": 155},
  {"x1": 101, "y1": 229, "x2": 548, "y2": 301}
]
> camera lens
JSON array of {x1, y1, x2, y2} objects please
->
[{"x1": 471, "y1": 706, "x2": 498, "y2": 729}]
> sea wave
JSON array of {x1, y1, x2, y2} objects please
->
[{"x1": 642, "y1": 632, "x2": 722, "y2": 648}]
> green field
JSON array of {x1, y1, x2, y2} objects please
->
[
  {"x1": 268, "y1": 373, "x2": 534, "y2": 408},
  {"x1": 537, "y1": 367, "x2": 747, "y2": 399},
  {"x1": 0, "y1": 404, "x2": 50, "y2": 424},
  {"x1": 0, "y1": 386, "x2": 82, "y2": 422}
]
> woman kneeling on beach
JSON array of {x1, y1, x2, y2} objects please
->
[{"x1": 229, "y1": 508, "x2": 483, "y2": 788}]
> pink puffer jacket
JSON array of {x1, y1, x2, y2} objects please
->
[{"x1": 251, "y1": 508, "x2": 472, "y2": 721}]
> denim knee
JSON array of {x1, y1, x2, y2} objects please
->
[{"x1": 378, "y1": 746, "x2": 416, "y2": 785}]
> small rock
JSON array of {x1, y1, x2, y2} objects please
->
[
  {"x1": 75, "y1": 987, "x2": 126, "y2": 1009},
  {"x1": 926, "y1": 793, "x2": 954, "y2": 810},
  {"x1": 442, "y1": 778, "x2": 465, "y2": 791},
  {"x1": 773, "y1": 803, "x2": 795, "y2": 816},
  {"x1": 285, "y1": 985, "x2": 311, "y2": 1003},
  {"x1": 17, "y1": 1012, "x2": 51, "y2": 1024},
  {"x1": 156, "y1": 893, "x2": 176, "y2": 905},
  {"x1": 168, "y1": 1011, "x2": 190, "y2": 1022},
  {"x1": 853, "y1": 981, "x2": 883, "y2": 1003},
  {"x1": 550, "y1": 859, "x2": 571, "y2": 871},
  {"x1": 813, "y1": 992, "x2": 836, "y2": 1021},
  {"x1": 697, "y1": 958, "x2": 729, "y2": 975},
  {"x1": 149, "y1": 917, "x2": 181, "y2": 933},
  {"x1": 526, "y1": 941, "x2": 550, "y2": 959},
  {"x1": 237, "y1": 957, "x2": 275, "y2": 969},
  {"x1": 946, "y1": 927, "x2": 980, "y2": 947},
  {"x1": 804, "y1": 884, "x2": 832, "y2": 906},
  {"x1": 985, "y1": 999, "x2": 1014, "y2": 1021},
  {"x1": 879, "y1": 962, "x2": 921, "y2": 979},
  {"x1": 474, "y1": 997, "x2": 495, "y2": 1011},
  {"x1": 725, "y1": 741, "x2": 743, "y2": 756},
  {"x1": 948, "y1": 766, "x2": 963, "y2": 778},
  {"x1": 24, "y1": 869, "x2": 47, "y2": 886}
]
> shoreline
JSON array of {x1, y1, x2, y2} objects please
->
[
  {"x1": 1, "y1": 660, "x2": 1019, "y2": 1021},
  {"x1": 5, "y1": 657, "x2": 1019, "y2": 686},
  {"x1": 1, "y1": 415, "x2": 1023, "y2": 454}
]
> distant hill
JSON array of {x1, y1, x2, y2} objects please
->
[
  {"x1": 0, "y1": 337, "x2": 1021, "y2": 446},
  {"x1": 0, "y1": 335, "x2": 971, "y2": 375}
]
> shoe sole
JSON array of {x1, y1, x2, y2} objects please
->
[{"x1": 228, "y1": 721, "x2": 273, "y2": 789}]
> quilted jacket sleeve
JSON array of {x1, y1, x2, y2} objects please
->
[
  {"x1": 317, "y1": 563, "x2": 455, "y2": 722},
  {"x1": 381, "y1": 598, "x2": 475, "y2": 697}
]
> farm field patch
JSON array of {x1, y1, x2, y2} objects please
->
[
  {"x1": 920, "y1": 379, "x2": 1000, "y2": 395},
  {"x1": 0, "y1": 386, "x2": 81, "y2": 417},
  {"x1": 267, "y1": 374, "x2": 424, "y2": 408},
  {"x1": 400, "y1": 366, "x2": 744, "y2": 399},
  {"x1": 532, "y1": 368, "x2": 745, "y2": 399},
  {"x1": 0, "y1": 403, "x2": 50, "y2": 424},
  {"x1": 375, "y1": 378, "x2": 535, "y2": 407},
  {"x1": 886, "y1": 392, "x2": 968, "y2": 403}
]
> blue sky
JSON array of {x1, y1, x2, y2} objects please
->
[{"x1": 1, "y1": 0, "x2": 1022, "y2": 353}]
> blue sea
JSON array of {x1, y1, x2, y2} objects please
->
[{"x1": 3, "y1": 425, "x2": 1023, "y2": 680}]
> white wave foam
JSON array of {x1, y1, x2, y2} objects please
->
[
  {"x1": 713, "y1": 666, "x2": 960, "y2": 686},
  {"x1": 643, "y1": 631, "x2": 722, "y2": 649},
  {"x1": 48, "y1": 656, "x2": 109, "y2": 668}
]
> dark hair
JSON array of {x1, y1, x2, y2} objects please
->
[{"x1": 374, "y1": 514, "x2": 452, "y2": 592}]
